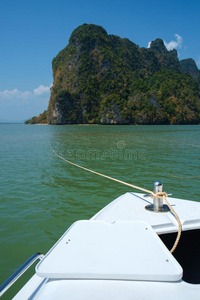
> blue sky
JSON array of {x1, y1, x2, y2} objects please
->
[{"x1": 0, "y1": 0, "x2": 200, "y2": 122}]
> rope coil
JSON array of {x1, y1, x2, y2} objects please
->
[{"x1": 51, "y1": 147, "x2": 181, "y2": 253}]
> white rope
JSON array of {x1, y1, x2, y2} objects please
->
[
  {"x1": 50, "y1": 147, "x2": 154, "y2": 195},
  {"x1": 51, "y1": 146, "x2": 181, "y2": 253},
  {"x1": 163, "y1": 195, "x2": 182, "y2": 253}
]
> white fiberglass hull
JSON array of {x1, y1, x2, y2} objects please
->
[{"x1": 13, "y1": 192, "x2": 200, "y2": 299}]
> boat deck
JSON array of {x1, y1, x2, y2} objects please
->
[
  {"x1": 92, "y1": 192, "x2": 200, "y2": 233},
  {"x1": 13, "y1": 192, "x2": 200, "y2": 300}
]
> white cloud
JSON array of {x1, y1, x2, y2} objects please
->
[
  {"x1": 33, "y1": 84, "x2": 53, "y2": 96},
  {"x1": 147, "y1": 34, "x2": 183, "y2": 51},
  {"x1": 0, "y1": 84, "x2": 52, "y2": 101},
  {"x1": 164, "y1": 34, "x2": 183, "y2": 51},
  {"x1": 147, "y1": 41, "x2": 151, "y2": 48},
  {"x1": 0, "y1": 84, "x2": 52, "y2": 121},
  {"x1": 0, "y1": 89, "x2": 32, "y2": 100}
]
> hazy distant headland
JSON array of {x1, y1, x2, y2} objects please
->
[{"x1": 25, "y1": 24, "x2": 200, "y2": 125}]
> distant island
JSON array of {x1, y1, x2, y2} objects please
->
[{"x1": 25, "y1": 24, "x2": 200, "y2": 125}]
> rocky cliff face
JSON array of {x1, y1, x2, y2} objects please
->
[
  {"x1": 180, "y1": 58, "x2": 200, "y2": 86},
  {"x1": 26, "y1": 24, "x2": 200, "y2": 125}
]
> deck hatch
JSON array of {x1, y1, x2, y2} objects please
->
[{"x1": 36, "y1": 220, "x2": 182, "y2": 282}]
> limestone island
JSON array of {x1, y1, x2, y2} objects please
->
[{"x1": 25, "y1": 24, "x2": 200, "y2": 125}]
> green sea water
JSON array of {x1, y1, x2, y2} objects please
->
[{"x1": 0, "y1": 124, "x2": 200, "y2": 299}]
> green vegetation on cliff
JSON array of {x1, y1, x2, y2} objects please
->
[
  {"x1": 25, "y1": 110, "x2": 47, "y2": 124},
  {"x1": 26, "y1": 24, "x2": 200, "y2": 125}
]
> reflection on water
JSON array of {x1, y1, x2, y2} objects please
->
[{"x1": 0, "y1": 124, "x2": 200, "y2": 298}]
